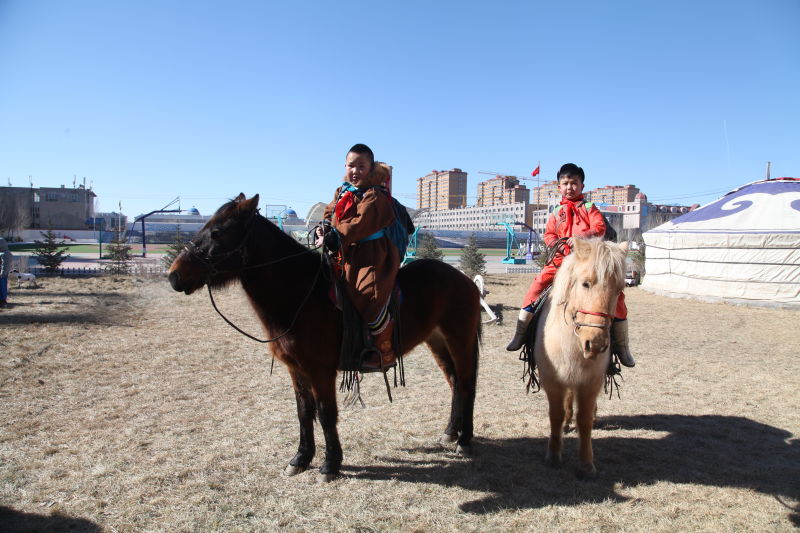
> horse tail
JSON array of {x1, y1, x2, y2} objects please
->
[{"x1": 474, "y1": 321, "x2": 482, "y2": 368}]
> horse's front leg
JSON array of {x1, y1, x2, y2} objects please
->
[
  {"x1": 285, "y1": 371, "x2": 316, "y2": 476},
  {"x1": 544, "y1": 387, "x2": 566, "y2": 467},
  {"x1": 575, "y1": 385, "x2": 599, "y2": 479},
  {"x1": 313, "y1": 374, "x2": 342, "y2": 482},
  {"x1": 563, "y1": 389, "x2": 576, "y2": 433}
]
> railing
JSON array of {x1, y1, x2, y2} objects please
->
[
  {"x1": 28, "y1": 265, "x2": 169, "y2": 277},
  {"x1": 506, "y1": 265, "x2": 541, "y2": 274}
]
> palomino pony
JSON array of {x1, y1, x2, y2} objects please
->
[
  {"x1": 168, "y1": 194, "x2": 481, "y2": 481},
  {"x1": 532, "y1": 236, "x2": 628, "y2": 478}
]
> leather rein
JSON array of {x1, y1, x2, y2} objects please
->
[{"x1": 183, "y1": 215, "x2": 323, "y2": 344}]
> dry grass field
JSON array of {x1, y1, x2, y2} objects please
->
[{"x1": 1, "y1": 273, "x2": 798, "y2": 532}]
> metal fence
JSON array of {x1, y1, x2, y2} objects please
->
[
  {"x1": 505, "y1": 265, "x2": 541, "y2": 274},
  {"x1": 28, "y1": 265, "x2": 169, "y2": 277}
]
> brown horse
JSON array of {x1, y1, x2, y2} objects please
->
[
  {"x1": 533, "y1": 237, "x2": 628, "y2": 478},
  {"x1": 168, "y1": 194, "x2": 481, "y2": 481}
]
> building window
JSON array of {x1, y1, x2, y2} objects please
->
[{"x1": 45, "y1": 192, "x2": 58, "y2": 201}]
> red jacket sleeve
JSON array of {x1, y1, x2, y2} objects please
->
[
  {"x1": 582, "y1": 204, "x2": 607, "y2": 238},
  {"x1": 333, "y1": 188, "x2": 396, "y2": 247}
]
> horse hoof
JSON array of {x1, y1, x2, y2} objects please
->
[
  {"x1": 283, "y1": 464, "x2": 307, "y2": 477},
  {"x1": 316, "y1": 472, "x2": 338, "y2": 483},
  {"x1": 439, "y1": 433, "x2": 458, "y2": 446},
  {"x1": 455, "y1": 443, "x2": 473, "y2": 457},
  {"x1": 576, "y1": 464, "x2": 597, "y2": 480},
  {"x1": 544, "y1": 453, "x2": 562, "y2": 468}
]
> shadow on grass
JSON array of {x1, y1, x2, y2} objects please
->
[
  {"x1": 0, "y1": 312, "x2": 116, "y2": 326},
  {"x1": 0, "y1": 505, "x2": 101, "y2": 533},
  {"x1": 0, "y1": 290, "x2": 134, "y2": 325},
  {"x1": 344, "y1": 414, "x2": 799, "y2": 523},
  {"x1": 8, "y1": 291, "x2": 129, "y2": 298}
]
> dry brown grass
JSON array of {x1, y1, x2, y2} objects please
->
[{"x1": 1, "y1": 274, "x2": 798, "y2": 532}]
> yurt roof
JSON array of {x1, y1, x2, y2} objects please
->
[
  {"x1": 641, "y1": 177, "x2": 799, "y2": 308},
  {"x1": 647, "y1": 177, "x2": 799, "y2": 234}
]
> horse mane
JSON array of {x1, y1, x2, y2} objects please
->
[
  {"x1": 206, "y1": 197, "x2": 309, "y2": 254},
  {"x1": 551, "y1": 237, "x2": 626, "y2": 308}
]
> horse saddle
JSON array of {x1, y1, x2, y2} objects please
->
[
  {"x1": 520, "y1": 286, "x2": 552, "y2": 360},
  {"x1": 322, "y1": 254, "x2": 402, "y2": 374}
]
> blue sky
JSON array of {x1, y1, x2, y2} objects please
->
[{"x1": 1, "y1": 0, "x2": 798, "y2": 219}]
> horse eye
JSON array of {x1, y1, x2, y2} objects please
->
[
  {"x1": 210, "y1": 228, "x2": 221, "y2": 240},
  {"x1": 582, "y1": 281, "x2": 591, "y2": 289}
]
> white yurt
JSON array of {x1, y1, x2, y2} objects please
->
[{"x1": 641, "y1": 177, "x2": 800, "y2": 308}]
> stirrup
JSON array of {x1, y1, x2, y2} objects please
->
[{"x1": 360, "y1": 347, "x2": 396, "y2": 373}]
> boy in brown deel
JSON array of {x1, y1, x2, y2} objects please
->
[
  {"x1": 320, "y1": 144, "x2": 400, "y2": 372},
  {"x1": 506, "y1": 163, "x2": 635, "y2": 367}
]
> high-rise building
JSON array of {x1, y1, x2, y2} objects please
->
[
  {"x1": 529, "y1": 180, "x2": 560, "y2": 207},
  {"x1": 417, "y1": 169, "x2": 467, "y2": 211},
  {"x1": 586, "y1": 184, "x2": 640, "y2": 206},
  {"x1": 476, "y1": 175, "x2": 530, "y2": 207}
]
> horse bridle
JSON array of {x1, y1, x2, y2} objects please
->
[
  {"x1": 181, "y1": 213, "x2": 323, "y2": 344},
  {"x1": 572, "y1": 309, "x2": 613, "y2": 331},
  {"x1": 544, "y1": 238, "x2": 614, "y2": 333}
]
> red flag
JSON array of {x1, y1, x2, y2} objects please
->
[{"x1": 531, "y1": 165, "x2": 540, "y2": 177}]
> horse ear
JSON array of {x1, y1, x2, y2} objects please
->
[
  {"x1": 237, "y1": 194, "x2": 259, "y2": 216},
  {"x1": 618, "y1": 241, "x2": 630, "y2": 254},
  {"x1": 572, "y1": 237, "x2": 592, "y2": 260},
  {"x1": 234, "y1": 193, "x2": 246, "y2": 203}
]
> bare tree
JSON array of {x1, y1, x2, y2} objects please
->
[{"x1": 0, "y1": 194, "x2": 29, "y2": 239}]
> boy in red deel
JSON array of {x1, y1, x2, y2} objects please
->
[
  {"x1": 506, "y1": 163, "x2": 635, "y2": 367},
  {"x1": 320, "y1": 144, "x2": 399, "y2": 373}
]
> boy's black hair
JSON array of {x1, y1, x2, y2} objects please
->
[
  {"x1": 557, "y1": 163, "x2": 585, "y2": 183},
  {"x1": 348, "y1": 144, "x2": 375, "y2": 166}
]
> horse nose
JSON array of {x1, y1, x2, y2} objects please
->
[
  {"x1": 582, "y1": 336, "x2": 609, "y2": 359},
  {"x1": 168, "y1": 270, "x2": 182, "y2": 292},
  {"x1": 583, "y1": 339, "x2": 598, "y2": 358}
]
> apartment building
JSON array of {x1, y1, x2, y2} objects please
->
[
  {"x1": 529, "y1": 180, "x2": 560, "y2": 207},
  {"x1": 476, "y1": 175, "x2": 530, "y2": 207},
  {"x1": 416, "y1": 169, "x2": 467, "y2": 211},
  {"x1": 0, "y1": 184, "x2": 96, "y2": 230},
  {"x1": 414, "y1": 202, "x2": 534, "y2": 231},
  {"x1": 586, "y1": 184, "x2": 640, "y2": 206}
]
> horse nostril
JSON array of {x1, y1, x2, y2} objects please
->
[
  {"x1": 584, "y1": 340, "x2": 591, "y2": 352},
  {"x1": 168, "y1": 271, "x2": 181, "y2": 291}
]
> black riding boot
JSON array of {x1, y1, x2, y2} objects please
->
[
  {"x1": 611, "y1": 319, "x2": 636, "y2": 367},
  {"x1": 506, "y1": 312, "x2": 533, "y2": 351}
]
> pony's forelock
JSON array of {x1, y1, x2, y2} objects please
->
[
  {"x1": 593, "y1": 240, "x2": 626, "y2": 291},
  {"x1": 551, "y1": 238, "x2": 625, "y2": 306}
]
